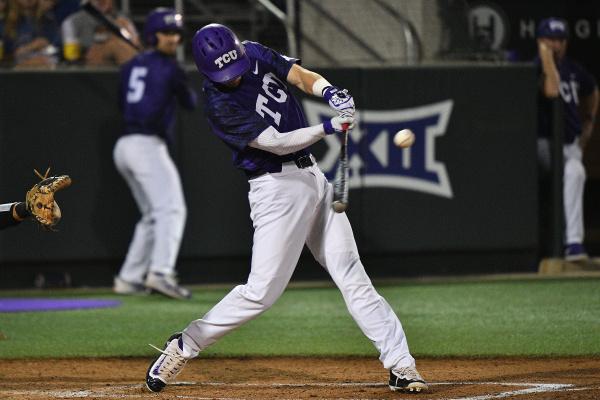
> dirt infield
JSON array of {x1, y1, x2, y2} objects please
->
[{"x1": 1, "y1": 357, "x2": 599, "y2": 399}]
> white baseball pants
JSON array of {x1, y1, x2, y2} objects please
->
[
  {"x1": 183, "y1": 160, "x2": 415, "y2": 370},
  {"x1": 113, "y1": 134, "x2": 187, "y2": 284},
  {"x1": 538, "y1": 138, "x2": 586, "y2": 244}
]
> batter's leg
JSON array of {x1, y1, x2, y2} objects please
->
[
  {"x1": 182, "y1": 170, "x2": 318, "y2": 356},
  {"x1": 306, "y1": 168, "x2": 415, "y2": 370}
]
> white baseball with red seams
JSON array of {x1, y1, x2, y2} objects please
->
[{"x1": 394, "y1": 129, "x2": 415, "y2": 148}]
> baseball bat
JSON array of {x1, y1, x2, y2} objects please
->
[
  {"x1": 332, "y1": 123, "x2": 350, "y2": 213},
  {"x1": 80, "y1": 0, "x2": 142, "y2": 51}
]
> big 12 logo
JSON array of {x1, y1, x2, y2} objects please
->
[{"x1": 303, "y1": 99, "x2": 454, "y2": 198}]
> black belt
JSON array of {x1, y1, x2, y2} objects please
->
[
  {"x1": 247, "y1": 154, "x2": 314, "y2": 180},
  {"x1": 293, "y1": 154, "x2": 314, "y2": 168}
]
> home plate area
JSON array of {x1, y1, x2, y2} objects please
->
[{"x1": 0, "y1": 357, "x2": 599, "y2": 399}]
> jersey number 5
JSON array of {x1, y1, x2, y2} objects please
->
[
  {"x1": 255, "y1": 73, "x2": 287, "y2": 126},
  {"x1": 127, "y1": 67, "x2": 148, "y2": 104}
]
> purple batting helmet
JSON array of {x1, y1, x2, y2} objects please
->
[
  {"x1": 192, "y1": 23, "x2": 251, "y2": 83},
  {"x1": 144, "y1": 8, "x2": 184, "y2": 47},
  {"x1": 537, "y1": 18, "x2": 569, "y2": 39}
]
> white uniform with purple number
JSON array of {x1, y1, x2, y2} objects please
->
[{"x1": 180, "y1": 41, "x2": 416, "y2": 370}]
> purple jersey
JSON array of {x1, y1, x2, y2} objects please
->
[
  {"x1": 202, "y1": 41, "x2": 309, "y2": 177},
  {"x1": 120, "y1": 50, "x2": 197, "y2": 143},
  {"x1": 536, "y1": 56, "x2": 597, "y2": 144}
]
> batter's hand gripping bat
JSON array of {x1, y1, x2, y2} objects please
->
[{"x1": 80, "y1": 0, "x2": 142, "y2": 51}]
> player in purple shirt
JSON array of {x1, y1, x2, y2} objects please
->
[
  {"x1": 145, "y1": 24, "x2": 427, "y2": 394},
  {"x1": 536, "y1": 18, "x2": 598, "y2": 261},
  {"x1": 113, "y1": 8, "x2": 197, "y2": 300}
]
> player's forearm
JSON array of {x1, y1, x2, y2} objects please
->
[
  {"x1": 579, "y1": 89, "x2": 598, "y2": 146},
  {"x1": 287, "y1": 64, "x2": 324, "y2": 95},
  {"x1": 249, "y1": 125, "x2": 326, "y2": 156},
  {"x1": 539, "y1": 54, "x2": 560, "y2": 98}
]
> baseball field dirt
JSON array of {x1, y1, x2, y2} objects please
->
[{"x1": 1, "y1": 357, "x2": 599, "y2": 399}]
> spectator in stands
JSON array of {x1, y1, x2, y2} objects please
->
[
  {"x1": 536, "y1": 18, "x2": 599, "y2": 261},
  {"x1": 61, "y1": 0, "x2": 138, "y2": 66},
  {"x1": 3, "y1": 0, "x2": 60, "y2": 68}
]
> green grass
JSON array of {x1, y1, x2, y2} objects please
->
[{"x1": 0, "y1": 277, "x2": 599, "y2": 358}]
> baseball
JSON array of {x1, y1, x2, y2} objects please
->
[{"x1": 393, "y1": 129, "x2": 415, "y2": 148}]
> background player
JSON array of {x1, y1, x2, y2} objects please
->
[
  {"x1": 145, "y1": 23, "x2": 427, "y2": 394},
  {"x1": 536, "y1": 18, "x2": 599, "y2": 261},
  {"x1": 113, "y1": 8, "x2": 197, "y2": 300}
]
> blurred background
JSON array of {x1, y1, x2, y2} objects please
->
[{"x1": 1, "y1": 0, "x2": 599, "y2": 289}]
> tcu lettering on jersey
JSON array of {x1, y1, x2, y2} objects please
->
[
  {"x1": 214, "y1": 50, "x2": 238, "y2": 69},
  {"x1": 303, "y1": 99, "x2": 454, "y2": 198},
  {"x1": 559, "y1": 74, "x2": 580, "y2": 104},
  {"x1": 255, "y1": 72, "x2": 288, "y2": 126}
]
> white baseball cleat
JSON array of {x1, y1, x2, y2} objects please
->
[
  {"x1": 389, "y1": 366, "x2": 428, "y2": 392},
  {"x1": 145, "y1": 272, "x2": 192, "y2": 300},
  {"x1": 113, "y1": 276, "x2": 148, "y2": 295},
  {"x1": 146, "y1": 333, "x2": 188, "y2": 392}
]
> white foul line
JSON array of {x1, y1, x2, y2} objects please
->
[{"x1": 0, "y1": 381, "x2": 592, "y2": 400}]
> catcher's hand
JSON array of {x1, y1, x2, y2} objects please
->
[{"x1": 26, "y1": 168, "x2": 72, "y2": 228}]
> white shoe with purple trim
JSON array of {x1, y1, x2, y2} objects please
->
[{"x1": 146, "y1": 333, "x2": 188, "y2": 392}]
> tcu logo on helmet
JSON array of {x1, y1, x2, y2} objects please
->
[
  {"x1": 549, "y1": 20, "x2": 566, "y2": 31},
  {"x1": 303, "y1": 99, "x2": 454, "y2": 198},
  {"x1": 214, "y1": 50, "x2": 238, "y2": 69},
  {"x1": 163, "y1": 14, "x2": 183, "y2": 27}
]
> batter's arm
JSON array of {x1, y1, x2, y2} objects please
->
[
  {"x1": 287, "y1": 64, "x2": 327, "y2": 96},
  {"x1": 538, "y1": 39, "x2": 560, "y2": 98},
  {"x1": 578, "y1": 88, "x2": 599, "y2": 150},
  {"x1": 249, "y1": 115, "x2": 354, "y2": 156},
  {"x1": 287, "y1": 64, "x2": 354, "y2": 117}
]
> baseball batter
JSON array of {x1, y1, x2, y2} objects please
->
[
  {"x1": 145, "y1": 23, "x2": 427, "y2": 393},
  {"x1": 113, "y1": 8, "x2": 197, "y2": 299},
  {"x1": 536, "y1": 18, "x2": 599, "y2": 261}
]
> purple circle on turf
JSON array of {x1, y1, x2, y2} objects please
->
[{"x1": 0, "y1": 299, "x2": 122, "y2": 313}]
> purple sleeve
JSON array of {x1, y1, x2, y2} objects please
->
[
  {"x1": 207, "y1": 99, "x2": 271, "y2": 151},
  {"x1": 172, "y1": 65, "x2": 198, "y2": 111},
  {"x1": 244, "y1": 41, "x2": 299, "y2": 82}
]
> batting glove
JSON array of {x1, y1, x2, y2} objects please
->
[
  {"x1": 323, "y1": 86, "x2": 355, "y2": 116},
  {"x1": 324, "y1": 115, "x2": 354, "y2": 135}
]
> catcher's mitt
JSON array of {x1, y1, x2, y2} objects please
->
[{"x1": 26, "y1": 168, "x2": 72, "y2": 228}]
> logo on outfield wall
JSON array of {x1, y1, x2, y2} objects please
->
[
  {"x1": 468, "y1": 1, "x2": 509, "y2": 51},
  {"x1": 302, "y1": 99, "x2": 454, "y2": 198}
]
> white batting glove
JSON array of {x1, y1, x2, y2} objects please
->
[
  {"x1": 324, "y1": 115, "x2": 354, "y2": 135},
  {"x1": 323, "y1": 86, "x2": 355, "y2": 116}
]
